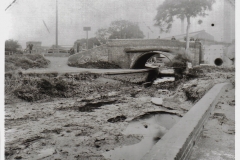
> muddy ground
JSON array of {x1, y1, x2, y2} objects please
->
[{"x1": 5, "y1": 65, "x2": 235, "y2": 160}]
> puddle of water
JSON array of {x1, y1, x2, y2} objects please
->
[{"x1": 103, "y1": 113, "x2": 180, "y2": 160}]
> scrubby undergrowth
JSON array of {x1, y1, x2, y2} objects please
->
[
  {"x1": 69, "y1": 61, "x2": 121, "y2": 69},
  {"x1": 9, "y1": 73, "x2": 129, "y2": 102},
  {"x1": 5, "y1": 54, "x2": 50, "y2": 72},
  {"x1": 5, "y1": 64, "x2": 235, "y2": 104}
]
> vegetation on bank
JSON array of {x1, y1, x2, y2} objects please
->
[
  {"x1": 69, "y1": 61, "x2": 121, "y2": 69},
  {"x1": 5, "y1": 54, "x2": 50, "y2": 72}
]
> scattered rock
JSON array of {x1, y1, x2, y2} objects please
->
[
  {"x1": 202, "y1": 130, "x2": 210, "y2": 138},
  {"x1": 75, "y1": 98, "x2": 117, "y2": 112},
  {"x1": 151, "y1": 98, "x2": 163, "y2": 106},
  {"x1": 213, "y1": 112, "x2": 228, "y2": 125},
  {"x1": 14, "y1": 156, "x2": 22, "y2": 159},
  {"x1": 107, "y1": 91, "x2": 118, "y2": 97},
  {"x1": 228, "y1": 99, "x2": 235, "y2": 106},
  {"x1": 153, "y1": 77, "x2": 175, "y2": 85},
  {"x1": 143, "y1": 82, "x2": 152, "y2": 88},
  {"x1": 157, "y1": 89, "x2": 169, "y2": 93},
  {"x1": 226, "y1": 128, "x2": 235, "y2": 135},
  {"x1": 37, "y1": 148, "x2": 55, "y2": 159},
  {"x1": 41, "y1": 128, "x2": 62, "y2": 134},
  {"x1": 22, "y1": 135, "x2": 43, "y2": 145},
  {"x1": 107, "y1": 115, "x2": 127, "y2": 123}
]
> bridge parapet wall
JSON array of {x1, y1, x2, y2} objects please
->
[
  {"x1": 107, "y1": 39, "x2": 201, "y2": 68},
  {"x1": 68, "y1": 45, "x2": 108, "y2": 66},
  {"x1": 68, "y1": 39, "x2": 201, "y2": 69}
]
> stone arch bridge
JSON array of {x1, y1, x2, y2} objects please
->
[{"x1": 68, "y1": 39, "x2": 202, "y2": 69}]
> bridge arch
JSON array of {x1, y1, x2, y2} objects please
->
[{"x1": 130, "y1": 51, "x2": 173, "y2": 69}]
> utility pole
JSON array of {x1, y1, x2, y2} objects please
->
[
  {"x1": 86, "y1": 30, "x2": 88, "y2": 49},
  {"x1": 56, "y1": 0, "x2": 59, "y2": 53},
  {"x1": 83, "y1": 27, "x2": 91, "y2": 50}
]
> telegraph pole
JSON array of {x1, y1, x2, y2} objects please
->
[
  {"x1": 83, "y1": 27, "x2": 91, "y2": 50},
  {"x1": 86, "y1": 30, "x2": 88, "y2": 49},
  {"x1": 56, "y1": 0, "x2": 59, "y2": 53}
]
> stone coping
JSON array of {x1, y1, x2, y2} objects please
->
[{"x1": 142, "y1": 83, "x2": 233, "y2": 160}]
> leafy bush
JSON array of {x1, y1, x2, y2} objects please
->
[
  {"x1": 5, "y1": 39, "x2": 21, "y2": 52},
  {"x1": 37, "y1": 79, "x2": 54, "y2": 91},
  {"x1": 165, "y1": 53, "x2": 191, "y2": 68},
  {"x1": 14, "y1": 86, "x2": 41, "y2": 102},
  {"x1": 15, "y1": 57, "x2": 36, "y2": 69},
  {"x1": 165, "y1": 53, "x2": 192, "y2": 78},
  {"x1": 26, "y1": 54, "x2": 44, "y2": 61}
]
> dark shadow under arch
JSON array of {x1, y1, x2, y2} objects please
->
[{"x1": 130, "y1": 52, "x2": 173, "y2": 69}]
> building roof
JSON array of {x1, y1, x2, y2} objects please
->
[
  {"x1": 163, "y1": 30, "x2": 204, "y2": 39},
  {"x1": 163, "y1": 30, "x2": 214, "y2": 41}
]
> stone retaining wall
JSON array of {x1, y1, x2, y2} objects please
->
[{"x1": 142, "y1": 82, "x2": 233, "y2": 160}]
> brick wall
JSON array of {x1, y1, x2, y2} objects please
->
[{"x1": 68, "y1": 45, "x2": 108, "y2": 65}]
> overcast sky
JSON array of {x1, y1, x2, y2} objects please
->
[
  {"x1": 4, "y1": 0, "x2": 168, "y2": 47},
  {"x1": 3, "y1": 0, "x2": 229, "y2": 48}
]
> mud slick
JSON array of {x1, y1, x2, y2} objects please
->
[{"x1": 5, "y1": 66, "x2": 235, "y2": 159}]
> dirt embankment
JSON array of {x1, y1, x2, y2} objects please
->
[{"x1": 5, "y1": 66, "x2": 235, "y2": 159}]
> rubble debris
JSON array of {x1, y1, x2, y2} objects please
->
[
  {"x1": 22, "y1": 136, "x2": 43, "y2": 145},
  {"x1": 213, "y1": 112, "x2": 228, "y2": 125},
  {"x1": 143, "y1": 82, "x2": 152, "y2": 88},
  {"x1": 151, "y1": 98, "x2": 163, "y2": 106},
  {"x1": 224, "y1": 126, "x2": 235, "y2": 135},
  {"x1": 228, "y1": 99, "x2": 235, "y2": 106},
  {"x1": 37, "y1": 148, "x2": 55, "y2": 159},
  {"x1": 107, "y1": 115, "x2": 127, "y2": 123},
  {"x1": 41, "y1": 128, "x2": 62, "y2": 134},
  {"x1": 153, "y1": 77, "x2": 175, "y2": 85},
  {"x1": 14, "y1": 156, "x2": 22, "y2": 159},
  {"x1": 157, "y1": 89, "x2": 169, "y2": 93},
  {"x1": 74, "y1": 98, "x2": 117, "y2": 112}
]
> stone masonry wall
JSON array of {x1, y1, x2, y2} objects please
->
[
  {"x1": 68, "y1": 39, "x2": 201, "y2": 69},
  {"x1": 68, "y1": 45, "x2": 108, "y2": 65},
  {"x1": 107, "y1": 39, "x2": 201, "y2": 68}
]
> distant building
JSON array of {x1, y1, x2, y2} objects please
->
[
  {"x1": 161, "y1": 0, "x2": 235, "y2": 43},
  {"x1": 26, "y1": 41, "x2": 43, "y2": 54},
  {"x1": 163, "y1": 30, "x2": 214, "y2": 43},
  {"x1": 74, "y1": 40, "x2": 87, "y2": 53},
  {"x1": 26, "y1": 41, "x2": 41, "y2": 48},
  {"x1": 190, "y1": 0, "x2": 235, "y2": 43}
]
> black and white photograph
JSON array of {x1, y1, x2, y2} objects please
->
[{"x1": 1, "y1": 0, "x2": 237, "y2": 159}]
